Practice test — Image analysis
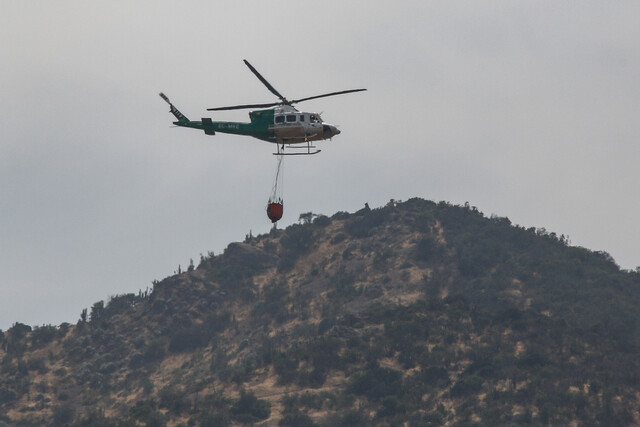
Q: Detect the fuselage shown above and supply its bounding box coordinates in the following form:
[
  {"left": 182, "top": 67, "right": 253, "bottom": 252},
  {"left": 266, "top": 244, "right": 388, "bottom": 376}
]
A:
[{"left": 179, "top": 105, "right": 340, "bottom": 144}]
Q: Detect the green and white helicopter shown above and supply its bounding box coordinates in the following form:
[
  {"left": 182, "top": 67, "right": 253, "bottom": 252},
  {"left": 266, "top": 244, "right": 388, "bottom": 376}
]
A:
[{"left": 160, "top": 60, "right": 366, "bottom": 155}]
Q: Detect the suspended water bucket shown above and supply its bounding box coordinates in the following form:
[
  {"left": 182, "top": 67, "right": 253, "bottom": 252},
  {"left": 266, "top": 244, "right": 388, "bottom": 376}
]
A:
[
  {"left": 267, "top": 201, "right": 283, "bottom": 223},
  {"left": 266, "top": 155, "right": 284, "bottom": 223}
]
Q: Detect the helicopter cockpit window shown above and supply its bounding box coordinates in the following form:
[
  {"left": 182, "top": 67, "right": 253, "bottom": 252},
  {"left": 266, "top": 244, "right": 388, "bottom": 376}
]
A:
[
  {"left": 275, "top": 115, "right": 285, "bottom": 124},
  {"left": 286, "top": 115, "right": 297, "bottom": 123},
  {"left": 310, "top": 115, "right": 321, "bottom": 123},
  {"left": 299, "top": 115, "right": 305, "bottom": 122}
]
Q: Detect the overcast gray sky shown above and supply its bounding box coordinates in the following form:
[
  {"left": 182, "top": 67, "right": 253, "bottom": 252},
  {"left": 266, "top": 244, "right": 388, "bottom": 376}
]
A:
[{"left": 1, "top": 1, "right": 639, "bottom": 329}]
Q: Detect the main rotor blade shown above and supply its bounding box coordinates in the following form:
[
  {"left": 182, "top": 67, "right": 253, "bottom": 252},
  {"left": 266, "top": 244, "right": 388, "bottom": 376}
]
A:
[
  {"left": 207, "top": 101, "right": 281, "bottom": 111},
  {"left": 290, "top": 88, "right": 367, "bottom": 104},
  {"left": 243, "top": 59, "right": 288, "bottom": 103}
]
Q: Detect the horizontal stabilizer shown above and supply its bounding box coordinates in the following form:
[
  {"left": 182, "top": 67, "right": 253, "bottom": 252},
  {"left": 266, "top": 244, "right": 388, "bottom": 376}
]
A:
[{"left": 202, "top": 118, "right": 216, "bottom": 135}]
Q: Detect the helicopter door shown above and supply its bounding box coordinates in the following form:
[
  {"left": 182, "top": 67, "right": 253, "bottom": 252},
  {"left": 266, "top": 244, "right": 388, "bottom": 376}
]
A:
[{"left": 308, "top": 114, "right": 322, "bottom": 134}]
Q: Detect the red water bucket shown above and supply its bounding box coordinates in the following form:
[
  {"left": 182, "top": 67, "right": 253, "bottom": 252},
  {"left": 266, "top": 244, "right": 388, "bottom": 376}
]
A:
[{"left": 267, "top": 202, "right": 283, "bottom": 223}]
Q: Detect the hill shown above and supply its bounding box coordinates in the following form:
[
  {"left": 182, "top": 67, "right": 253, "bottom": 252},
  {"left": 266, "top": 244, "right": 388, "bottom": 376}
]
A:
[{"left": 1, "top": 198, "right": 639, "bottom": 426}]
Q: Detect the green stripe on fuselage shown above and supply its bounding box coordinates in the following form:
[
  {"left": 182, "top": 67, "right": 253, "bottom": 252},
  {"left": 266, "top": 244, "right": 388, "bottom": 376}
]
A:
[{"left": 176, "top": 108, "right": 275, "bottom": 143}]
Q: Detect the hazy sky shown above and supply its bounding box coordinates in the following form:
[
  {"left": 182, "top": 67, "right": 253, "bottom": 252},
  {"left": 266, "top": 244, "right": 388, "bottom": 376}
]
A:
[{"left": 2, "top": 1, "right": 639, "bottom": 329}]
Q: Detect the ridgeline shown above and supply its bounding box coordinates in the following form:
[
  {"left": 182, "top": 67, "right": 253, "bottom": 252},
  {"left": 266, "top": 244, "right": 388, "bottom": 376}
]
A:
[{"left": 1, "top": 198, "right": 639, "bottom": 426}]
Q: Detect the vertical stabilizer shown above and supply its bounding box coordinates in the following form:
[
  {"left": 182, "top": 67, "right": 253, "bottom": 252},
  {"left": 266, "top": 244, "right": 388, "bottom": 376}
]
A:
[{"left": 159, "top": 92, "right": 190, "bottom": 124}]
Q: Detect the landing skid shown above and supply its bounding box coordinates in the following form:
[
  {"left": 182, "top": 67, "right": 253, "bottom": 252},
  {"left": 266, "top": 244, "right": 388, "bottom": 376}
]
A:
[{"left": 274, "top": 141, "right": 321, "bottom": 156}]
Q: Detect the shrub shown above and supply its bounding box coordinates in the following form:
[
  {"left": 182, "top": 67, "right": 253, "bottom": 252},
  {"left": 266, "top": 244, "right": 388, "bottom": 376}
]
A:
[
  {"left": 348, "top": 362, "right": 403, "bottom": 399},
  {"left": 7, "top": 322, "right": 31, "bottom": 340},
  {"left": 312, "top": 215, "right": 331, "bottom": 227},
  {"left": 373, "top": 248, "right": 394, "bottom": 271},
  {"left": 129, "top": 352, "right": 144, "bottom": 369},
  {"left": 196, "top": 412, "right": 231, "bottom": 427},
  {"left": 345, "top": 208, "right": 389, "bottom": 238},
  {"left": 105, "top": 293, "right": 140, "bottom": 316},
  {"left": 280, "top": 224, "right": 313, "bottom": 255},
  {"left": 168, "top": 325, "right": 210, "bottom": 353},
  {"left": 129, "top": 400, "right": 153, "bottom": 418},
  {"left": 337, "top": 409, "right": 370, "bottom": 427},
  {"left": 52, "top": 404, "right": 75, "bottom": 426},
  {"left": 318, "top": 318, "right": 335, "bottom": 335},
  {"left": 158, "top": 386, "right": 189, "bottom": 414},
  {"left": 27, "top": 357, "right": 48, "bottom": 374},
  {"left": 90, "top": 301, "right": 105, "bottom": 325},
  {"left": 330, "top": 232, "right": 348, "bottom": 244},
  {"left": 449, "top": 375, "right": 484, "bottom": 397},
  {"left": 308, "top": 338, "right": 342, "bottom": 372},
  {"left": 31, "top": 324, "right": 57, "bottom": 347},
  {"left": 142, "top": 340, "right": 166, "bottom": 363},
  {"left": 231, "top": 389, "right": 271, "bottom": 422},
  {"left": 143, "top": 410, "right": 167, "bottom": 427},
  {"left": 421, "top": 366, "right": 451, "bottom": 385},
  {"left": 69, "top": 408, "right": 116, "bottom": 427},
  {"left": 0, "top": 386, "right": 17, "bottom": 405},
  {"left": 377, "top": 396, "right": 406, "bottom": 417},
  {"left": 274, "top": 352, "right": 299, "bottom": 385},
  {"left": 279, "top": 411, "right": 317, "bottom": 426},
  {"left": 415, "top": 236, "right": 443, "bottom": 262}
]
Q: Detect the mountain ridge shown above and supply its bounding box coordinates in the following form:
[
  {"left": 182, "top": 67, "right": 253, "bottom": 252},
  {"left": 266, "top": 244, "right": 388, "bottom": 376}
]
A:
[{"left": 1, "top": 198, "right": 639, "bottom": 426}]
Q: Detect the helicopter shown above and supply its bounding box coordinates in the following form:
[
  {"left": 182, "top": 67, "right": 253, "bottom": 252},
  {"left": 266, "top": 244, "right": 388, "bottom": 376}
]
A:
[{"left": 160, "top": 60, "right": 366, "bottom": 155}]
